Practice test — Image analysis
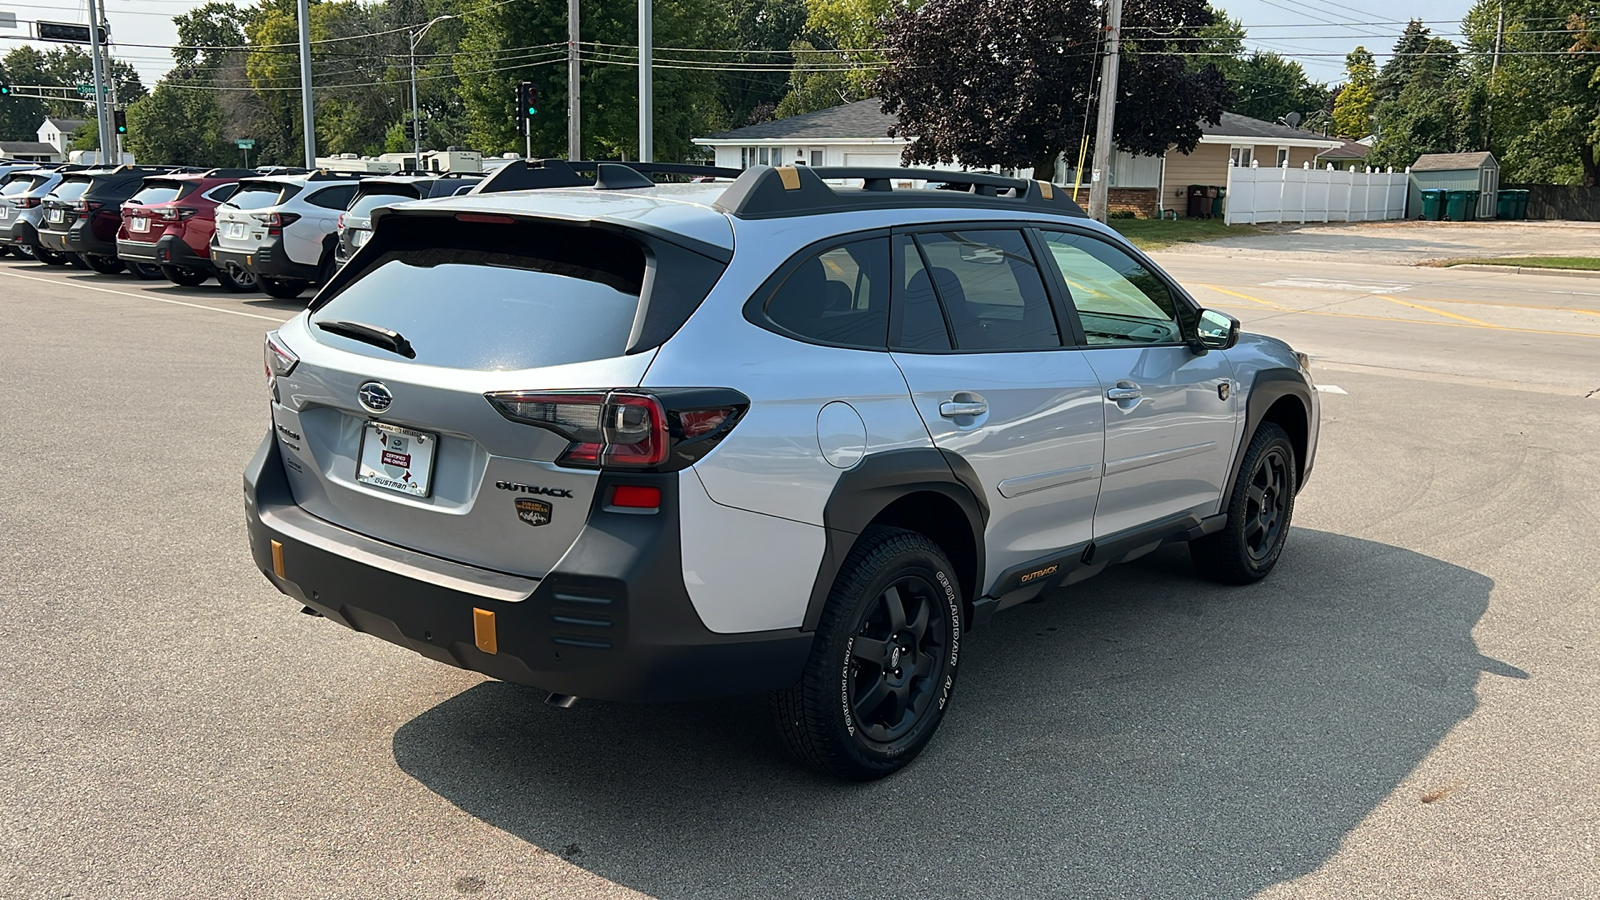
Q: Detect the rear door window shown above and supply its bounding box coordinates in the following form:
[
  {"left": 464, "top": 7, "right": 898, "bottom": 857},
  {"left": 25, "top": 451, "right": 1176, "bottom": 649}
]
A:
[
  {"left": 306, "top": 184, "right": 357, "bottom": 210},
  {"left": 907, "top": 230, "right": 1061, "bottom": 351},
  {"left": 309, "top": 220, "right": 655, "bottom": 371}
]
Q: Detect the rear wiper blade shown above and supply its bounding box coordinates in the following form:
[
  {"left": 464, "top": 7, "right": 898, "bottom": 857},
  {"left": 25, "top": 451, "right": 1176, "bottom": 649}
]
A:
[{"left": 316, "top": 319, "right": 416, "bottom": 359}]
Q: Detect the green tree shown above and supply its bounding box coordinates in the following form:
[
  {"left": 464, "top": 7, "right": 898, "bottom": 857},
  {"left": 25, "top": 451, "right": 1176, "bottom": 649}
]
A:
[
  {"left": 775, "top": 0, "right": 900, "bottom": 116},
  {"left": 1332, "top": 47, "right": 1377, "bottom": 138},
  {"left": 1230, "top": 52, "right": 1328, "bottom": 123}
]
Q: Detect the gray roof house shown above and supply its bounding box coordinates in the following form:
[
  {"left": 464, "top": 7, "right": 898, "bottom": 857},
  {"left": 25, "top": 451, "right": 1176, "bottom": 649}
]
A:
[{"left": 694, "top": 101, "right": 1339, "bottom": 217}]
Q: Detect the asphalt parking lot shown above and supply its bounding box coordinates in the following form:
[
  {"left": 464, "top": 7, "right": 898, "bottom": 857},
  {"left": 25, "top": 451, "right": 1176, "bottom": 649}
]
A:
[{"left": 1, "top": 237, "right": 1597, "bottom": 899}]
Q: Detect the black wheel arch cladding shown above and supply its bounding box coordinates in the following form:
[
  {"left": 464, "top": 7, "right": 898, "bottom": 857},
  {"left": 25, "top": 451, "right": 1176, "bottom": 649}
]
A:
[
  {"left": 1230, "top": 367, "right": 1313, "bottom": 499},
  {"left": 802, "top": 448, "right": 987, "bottom": 632}
]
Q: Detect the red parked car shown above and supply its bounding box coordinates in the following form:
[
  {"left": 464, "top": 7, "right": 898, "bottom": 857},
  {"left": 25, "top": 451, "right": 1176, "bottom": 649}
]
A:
[{"left": 116, "top": 168, "right": 258, "bottom": 289}]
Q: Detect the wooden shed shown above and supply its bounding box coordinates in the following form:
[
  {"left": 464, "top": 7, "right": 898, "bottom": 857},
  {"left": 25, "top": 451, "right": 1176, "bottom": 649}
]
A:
[{"left": 1409, "top": 152, "right": 1499, "bottom": 219}]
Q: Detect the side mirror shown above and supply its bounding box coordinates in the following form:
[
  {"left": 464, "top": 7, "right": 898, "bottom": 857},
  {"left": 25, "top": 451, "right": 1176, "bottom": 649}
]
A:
[{"left": 1194, "top": 308, "right": 1240, "bottom": 351}]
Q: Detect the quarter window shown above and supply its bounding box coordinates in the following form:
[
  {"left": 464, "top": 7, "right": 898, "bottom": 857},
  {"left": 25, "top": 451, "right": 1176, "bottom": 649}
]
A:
[
  {"left": 306, "top": 184, "right": 357, "bottom": 210},
  {"left": 761, "top": 238, "right": 890, "bottom": 348},
  {"left": 1039, "top": 231, "right": 1183, "bottom": 345},
  {"left": 904, "top": 230, "right": 1060, "bottom": 351}
]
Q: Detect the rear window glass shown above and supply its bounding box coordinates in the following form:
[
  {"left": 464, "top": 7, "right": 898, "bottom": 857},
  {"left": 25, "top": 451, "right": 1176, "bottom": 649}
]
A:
[
  {"left": 51, "top": 179, "right": 91, "bottom": 202},
  {"left": 309, "top": 223, "right": 650, "bottom": 371},
  {"left": 130, "top": 181, "right": 190, "bottom": 205},
  {"left": 347, "top": 188, "right": 418, "bottom": 218},
  {"left": 226, "top": 184, "right": 297, "bottom": 209},
  {"left": 1, "top": 176, "right": 44, "bottom": 196}
]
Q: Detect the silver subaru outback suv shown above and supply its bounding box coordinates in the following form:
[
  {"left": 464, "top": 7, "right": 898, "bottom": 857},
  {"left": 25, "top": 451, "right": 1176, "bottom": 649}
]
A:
[{"left": 245, "top": 160, "right": 1318, "bottom": 780}]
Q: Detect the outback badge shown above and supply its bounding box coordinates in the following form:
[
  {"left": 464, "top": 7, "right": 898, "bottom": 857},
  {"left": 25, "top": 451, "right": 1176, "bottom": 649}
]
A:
[{"left": 514, "top": 498, "right": 552, "bottom": 527}]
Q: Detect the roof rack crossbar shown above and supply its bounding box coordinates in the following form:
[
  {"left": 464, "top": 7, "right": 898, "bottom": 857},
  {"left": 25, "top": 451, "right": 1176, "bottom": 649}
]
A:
[{"left": 712, "top": 165, "right": 1086, "bottom": 220}]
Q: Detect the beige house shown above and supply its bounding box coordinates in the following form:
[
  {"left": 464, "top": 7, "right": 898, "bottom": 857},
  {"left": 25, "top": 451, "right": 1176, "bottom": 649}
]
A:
[{"left": 695, "top": 104, "right": 1340, "bottom": 218}]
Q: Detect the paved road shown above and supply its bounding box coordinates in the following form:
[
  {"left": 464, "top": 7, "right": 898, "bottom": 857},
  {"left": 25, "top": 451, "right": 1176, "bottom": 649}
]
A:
[{"left": 1, "top": 252, "right": 1596, "bottom": 899}]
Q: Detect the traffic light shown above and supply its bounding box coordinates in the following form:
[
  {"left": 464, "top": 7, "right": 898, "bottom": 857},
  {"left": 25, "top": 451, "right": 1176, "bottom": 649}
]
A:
[
  {"left": 0, "top": 84, "right": 11, "bottom": 97},
  {"left": 113, "top": 109, "right": 127, "bottom": 135},
  {"left": 403, "top": 119, "right": 424, "bottom": 141},
  {"left": 518, "top": 81, "right": 538, "bottom": 118}
]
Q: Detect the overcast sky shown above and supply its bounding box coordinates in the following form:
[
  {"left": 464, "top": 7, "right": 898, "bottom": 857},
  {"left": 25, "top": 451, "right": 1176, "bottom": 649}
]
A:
[{"left": 2, "top": 0, "right": 1477, "bottom": 87}]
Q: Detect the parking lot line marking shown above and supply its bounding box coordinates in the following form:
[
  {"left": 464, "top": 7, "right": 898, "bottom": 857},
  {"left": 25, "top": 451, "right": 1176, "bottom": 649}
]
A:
[
  {"left": 1315, "top": 385, "right": 1348, "bottom": 394},
  {"left": 1375, "top": 294, "right": 1498, "bottom": 327},
  {"left": 1197, "top": 284, "right": 1292, "bottom": 310},
  {"left": 0, "top": 269, "right": 288, "bottom": 323}
]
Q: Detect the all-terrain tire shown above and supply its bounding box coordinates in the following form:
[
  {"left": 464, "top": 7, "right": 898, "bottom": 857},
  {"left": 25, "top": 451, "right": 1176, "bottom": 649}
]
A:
[
  {"left": 770, "top": 526, "right": 963, "bottom": 781},
  {"left": 1191, "top": 422, "right": 1298, "bottom": 585}
]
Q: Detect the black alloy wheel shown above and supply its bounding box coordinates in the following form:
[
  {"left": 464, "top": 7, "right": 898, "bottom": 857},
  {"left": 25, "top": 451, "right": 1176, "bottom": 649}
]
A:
[
  {"left": 1191, "top": 422, "right": 1298, "bottom": 585},
  {"left": 161, "top": 265, "right": 210, "bottom": 287},
  {"left": 129, "top": 262, "right": 166, "bottom": 280},
  {"left": 772, "top": 527, "right": 962, "bottom": 780}
]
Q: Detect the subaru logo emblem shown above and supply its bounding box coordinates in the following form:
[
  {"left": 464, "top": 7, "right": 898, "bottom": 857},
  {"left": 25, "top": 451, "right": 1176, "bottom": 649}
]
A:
[{"left": 357, "top": 381, "right": 393, "bottom": 414}]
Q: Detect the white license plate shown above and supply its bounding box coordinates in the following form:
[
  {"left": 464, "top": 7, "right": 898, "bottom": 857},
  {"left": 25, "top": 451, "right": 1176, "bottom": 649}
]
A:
[
  {"left": 356, "top": 421, "right": 438, "bottom": 498},
  {"left": 47, "top": 209, "right": 64, "bottom": 223},
  {"left": 0, "top": 206, "right": 9, "bottom": 220},
  {"left": 350, "top": 229, "right": 369, "bottom": 247},
  {"left": 130, "top": 217, "right": 150, "bottom": 233},
  {"left": 227, "top": 222, "right": 245, "bottom": 239}
]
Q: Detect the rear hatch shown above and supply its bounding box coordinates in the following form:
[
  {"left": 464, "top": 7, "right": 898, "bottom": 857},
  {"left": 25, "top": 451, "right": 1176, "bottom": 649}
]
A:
[
  {"left": 340, "top": 184, "right": 420, "bottom": 253},
  {"left": 0, "top": 173, "right": 48, "bottom": 226},
  {"left": 40, "top": 176, "right": 93, "bottom": 232},
  {"left": 121, "top": 178, "right": 194, "bottom": 243},
  {"left": 266, "top": 212, "right": 729, "bottom": 577},
  {"left": 214, "top": 179, "right": 300, "bottom": 252}
]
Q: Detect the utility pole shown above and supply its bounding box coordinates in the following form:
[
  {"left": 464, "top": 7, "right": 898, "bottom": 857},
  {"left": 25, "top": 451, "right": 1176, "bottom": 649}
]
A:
[
  {"left": 1485, "top": 1, "right": 1504, "bottom": 148},
  {"left": 1087, "top": 0, "right": 1123, "bottom": 222},
  {"left": 296, "top": 0, "right": 316, "bottom": 168},
  {"left": 84, "top": 0, "right": 111, "bottom": 159},
  {"left": 410, "top": 16, "right": 455, "bottom": 172},
  {"left": 567, "top": 0, "right": 580, "bottom": 159},
  {"left": 638, "top": 0, "right": 652, "bottom": 163}
]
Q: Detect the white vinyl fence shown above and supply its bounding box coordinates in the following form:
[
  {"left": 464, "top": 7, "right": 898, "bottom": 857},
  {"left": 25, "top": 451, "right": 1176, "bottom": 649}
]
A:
[{"left": 1224, "top": 163, "right": 1409, "bottom": 225}]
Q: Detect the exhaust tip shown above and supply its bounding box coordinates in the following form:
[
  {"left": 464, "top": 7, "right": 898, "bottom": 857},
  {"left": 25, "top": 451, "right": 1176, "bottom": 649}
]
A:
[
  {"left": 300, "top": 605, "right": 324, "bottom": 618},
  {"left": 545, "top": 693, "right": 581, "bottom": 709}
]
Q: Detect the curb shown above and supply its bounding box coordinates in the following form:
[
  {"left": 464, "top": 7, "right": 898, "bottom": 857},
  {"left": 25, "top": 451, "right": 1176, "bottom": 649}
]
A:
[{"left": 1444, "top": 264, "right": 1600, "bottom": 280}]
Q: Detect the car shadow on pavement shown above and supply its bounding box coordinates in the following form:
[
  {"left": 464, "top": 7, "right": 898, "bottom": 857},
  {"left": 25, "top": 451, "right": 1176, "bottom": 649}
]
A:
[{"left": 392, "top": 528, "right": 1508, "bottom": 899}]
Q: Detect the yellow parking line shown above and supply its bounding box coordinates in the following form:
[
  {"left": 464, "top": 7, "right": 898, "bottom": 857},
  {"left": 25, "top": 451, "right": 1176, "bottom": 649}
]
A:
[
  {"left": 1196, "top": 283, "right": 1291, "bottom": 310},
  {"left": 1375, "top": 294, "right": 1499, "bottom": 327},
  {"left": 1202, "top": 297, "right": 1600, "bottom": 340},
  {"left": 1404, "top": 296, "right": 1600, "bottom": 317}
]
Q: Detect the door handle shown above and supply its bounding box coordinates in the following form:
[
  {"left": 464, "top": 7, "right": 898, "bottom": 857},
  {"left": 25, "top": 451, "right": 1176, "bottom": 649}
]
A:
[
  {"left": 939, "top": 400, "right": 988, "bottom": 419},
  {"left": 1106, "top": 386, "right": 1142, "bottom": 401}
]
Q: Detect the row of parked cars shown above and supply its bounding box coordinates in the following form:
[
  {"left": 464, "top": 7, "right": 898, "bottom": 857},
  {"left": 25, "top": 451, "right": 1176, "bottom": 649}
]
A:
[{"left": 0, "top": 161, "right": 481, "bottom": 298}]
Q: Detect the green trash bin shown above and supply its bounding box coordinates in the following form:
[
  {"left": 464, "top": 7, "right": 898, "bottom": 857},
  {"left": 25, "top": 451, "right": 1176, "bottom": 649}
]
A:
[
  {"left": 1420, "top": 189, "right": 1446, "bottom": 220},
  {"left": 1466, "top": 190, "right": 1481, "bottom": 220},
  {"left": 1446, "top": 190, "right": 1470, "bottom": 221},
  {"left": 1516, "top": 189, "right": 1531, "bottom": 220},
  {"left": 1497, "top": 190, "right": 1516, "bottom": 220},
  {"left": 1211, "top": 186, "right": 1226, "bottom": 218}
]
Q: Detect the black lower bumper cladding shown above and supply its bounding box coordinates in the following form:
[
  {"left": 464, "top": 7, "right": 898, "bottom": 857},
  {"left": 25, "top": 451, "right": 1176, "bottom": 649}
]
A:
[{"left": 243, "top": 434, "right": 812, "bottom": 702}]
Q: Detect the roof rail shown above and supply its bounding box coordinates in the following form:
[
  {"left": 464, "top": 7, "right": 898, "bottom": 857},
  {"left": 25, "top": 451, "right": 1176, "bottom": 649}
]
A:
[
  {"left": 197, "top": 167, "right": 258, "bottom": 178},
  {"left": 712, "top": 165, "right": 1087, "bottom": 219},
  {"left": 472, "top": 158, "right": 744, "bottom": 194}
]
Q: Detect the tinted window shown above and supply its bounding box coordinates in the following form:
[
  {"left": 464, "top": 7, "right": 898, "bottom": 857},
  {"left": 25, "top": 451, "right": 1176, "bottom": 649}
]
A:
[
  {"left": 226, "top": 184, "right": 295, "bottom": 209},
  {"left": 306, "top": 184, "right": 357, "bottom": 210},
  {"left": 1040, "top": 231, "right": 1182, "bottom": 345},
  {"left": 911, "top": 230, "right": 1060, "bottom": 351},
  {"left": 51, "top": 179, "right": 91, "bottom": 202},
  {"left": 1, "top": 176, "right": 44, "bottom": 196},
  {"left": 896, "top": 236, "right": 951, "bottom": 350},
  {"left": 347, "top": 188, "right": 418, "bottom": 218},
  {"left": 206, "top": 183, "right": 240, "bottom": 202},
  {"left": 310, "top": 224, "right": 649, "bottom": 371},
  {"left": 762, "top": 238, "right": 890, "bottom": 348},
  {"left": 130, "top": 181, "right": 189, "bottom": 205}
]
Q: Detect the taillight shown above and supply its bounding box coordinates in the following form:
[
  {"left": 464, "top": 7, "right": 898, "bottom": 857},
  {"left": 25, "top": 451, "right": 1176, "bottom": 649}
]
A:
[
  {"left": 256, "top": 211, "right": 301, "bottom": 235},
  {"left": 336, "top": 213, "right": 345, "bottom": 230},
  {"left": 160, "top": 207, "right": 197, "bottom": 221},
  {"left": 76, "top": 199, "right": 102, "bottom": 218},
  {"left": 609, "top": 485, "right": 662, "bottom": 509},
  {"left": 264, "top": 331, "right": 298, "bottom": 379},
  {"left": 485, "top": 389, "right": 747, "bottom": 471},
  {"left": 17, "top": 198, "right": 40, "bottom": 209}
]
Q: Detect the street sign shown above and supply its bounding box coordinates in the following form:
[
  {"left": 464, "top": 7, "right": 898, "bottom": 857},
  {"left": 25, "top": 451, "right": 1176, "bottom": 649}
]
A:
[
  {"left": 76, "top": 84, "right": 108, "bottom": 97},
  {"left": 38, "top": 21, "right": 109, "bottom": 44},
  {"left": 235, "top": 139, "right": 255, "bottom": 149}
]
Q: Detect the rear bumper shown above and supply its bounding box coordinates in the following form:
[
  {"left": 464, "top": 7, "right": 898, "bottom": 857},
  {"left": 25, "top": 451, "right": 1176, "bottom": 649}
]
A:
[
  {"left": 2, "top": 218, "right": 40, "bottom": 248},
  {"left": 39, "top": 219, "right": 115, "bottom": 257},
  {"left": 121, "top": 235, "right": 212, "bottom": 270},
  {"left": 243, "top": 433, "right": 812, "bottom": 703},
  {"left": 214, "top": 234, "right": 318, "bottom": 281}
]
